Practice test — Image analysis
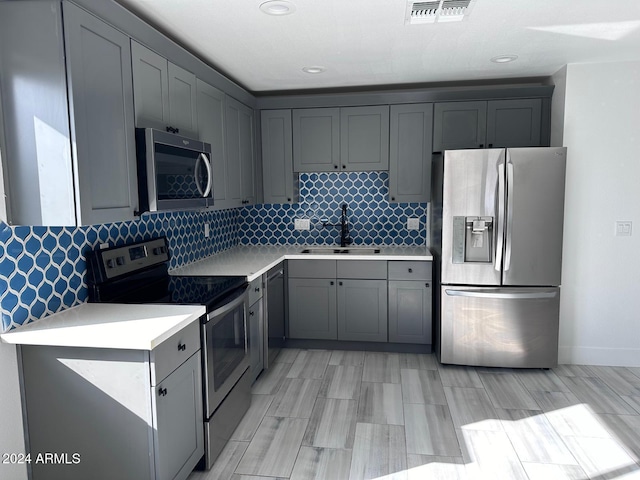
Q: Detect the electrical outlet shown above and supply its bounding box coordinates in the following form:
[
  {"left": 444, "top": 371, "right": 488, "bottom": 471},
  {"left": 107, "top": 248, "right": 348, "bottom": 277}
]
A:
[
  {"left": 615, "top": 221, "right": 632, "bottom": 237},
  {"left": 294, "top": 218, "right": 311, "bottom": 230},
  {"left": 407, "top": 218, "right": 420, "bottom": 230},
  {"left": 204, "top": 224, "right": 210, "bottom": 238}
]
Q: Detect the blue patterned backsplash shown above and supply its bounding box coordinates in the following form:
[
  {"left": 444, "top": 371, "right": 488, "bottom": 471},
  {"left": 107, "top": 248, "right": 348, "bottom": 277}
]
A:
[
  {"left": 1, "top": 171, "right": 426, "bottom": 332},
  {"left": 0, "top": 209, "right": 240, "bottom": 332},
  {"left": 238, "top": 172, "right": 427, "bottom": 246}
]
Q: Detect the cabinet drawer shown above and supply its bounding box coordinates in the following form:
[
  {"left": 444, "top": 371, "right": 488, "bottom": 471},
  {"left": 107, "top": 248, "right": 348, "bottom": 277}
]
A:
[
  {"left": 248, "top": 275, "right": 264, "bottom": 305},
  {"left": 337, "top": 260, "right": 387, "bottom": 279},
  {"left": 288, "top": 260, "right": 336, "bottom": 278},
  {"left": 388, "top": 261, "right": 431, "bottom": 281},
  {"left": 151, "top": 319, "right": 200, "bottom": 385}
]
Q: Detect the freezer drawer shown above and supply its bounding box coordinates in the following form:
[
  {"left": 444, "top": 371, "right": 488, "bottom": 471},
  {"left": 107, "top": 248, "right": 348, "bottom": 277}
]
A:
[{"left": 439, "top": 286, "right": 559, "bottom": 368}]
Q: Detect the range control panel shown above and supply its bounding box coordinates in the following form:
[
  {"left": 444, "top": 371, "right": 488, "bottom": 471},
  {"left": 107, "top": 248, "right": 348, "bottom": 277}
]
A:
[{"left": 98, "top": 237, "right": 169, "bottom": 279}]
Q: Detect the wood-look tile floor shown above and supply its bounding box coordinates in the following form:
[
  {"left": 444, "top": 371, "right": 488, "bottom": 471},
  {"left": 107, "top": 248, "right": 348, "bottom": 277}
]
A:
[{"left": 188, "top": 349, "right": 640, "bottom": 480}]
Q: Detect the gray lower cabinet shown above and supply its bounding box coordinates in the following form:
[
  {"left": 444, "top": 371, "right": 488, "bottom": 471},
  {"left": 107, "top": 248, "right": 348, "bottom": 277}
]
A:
[
  {"left": 153, "top": 353, "right": 204, "bottom": 480},
  {"left": 288, "top": 277, "right": 338, "bottom": 340},
  {"left": 337, "top": 279, "right": 387, "bottom": 342},
  {"left": 388, "top": 280, "right": 432, "bottom": 344},
  {"left": 249, "top": 297, "right": 265, "bottom": 382},
  {"left": 19, "top": 323, "right": 204, "bottom": 480},
  {"left": 389, "top": 103, "right": 433, "bottom": 203},
  {"left": 261, "top": 109, "right": 296, "bottom": 204}
]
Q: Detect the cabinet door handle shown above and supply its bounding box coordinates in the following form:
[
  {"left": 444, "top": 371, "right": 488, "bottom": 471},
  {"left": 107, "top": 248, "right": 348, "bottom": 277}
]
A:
[
  {"left": 330, "top": 281, "right": 334, "bottom": 285},
  {"left": 391, "top": 197, "right": 395, "bottom": 202},
  {"left": 425, "top": 282, "right": 430, "bottom": 288},
  {"left": 408, "top": 268, "right": 413, "bottom": 273},
  {"left": 287, "top": 198, "right": 292, "bottom": 202},
  {"left": 488, "top": 143, "right": 493, "bottom": 148},
  {"left": 479, "top": 143, "right": 484, "bottom": 148},
  {"left": 339, "top": 281, "right": 343, "bottom": 286},
  {"left": 255, "top": 287, "right": 260, "bottom": 292},
  {"left": 334, "top": 165, "right": 338, "bottom": 169},
  {"left": 249, "top": 310, "right": 254, "bottom": 316},
  {"left": 159, "top": 387, "right": 167, "bottom": 397},
  {"left": 166, "top": 126, "right": 179, "bottom": 134},
  {"left": 342, "top": 165, "right": 346, "bottom": 169},
  {"left": 178, "top": 343, "right": 186, "bottom": 351}
]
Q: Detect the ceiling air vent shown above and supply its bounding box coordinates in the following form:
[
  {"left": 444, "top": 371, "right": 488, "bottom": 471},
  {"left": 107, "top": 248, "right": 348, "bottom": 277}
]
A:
[{"left": 405, "top": 0, "right": 473, "bottom": 24}]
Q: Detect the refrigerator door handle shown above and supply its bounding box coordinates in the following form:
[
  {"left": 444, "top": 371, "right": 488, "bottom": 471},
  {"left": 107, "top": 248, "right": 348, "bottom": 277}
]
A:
[
  {"left": 504, "top": 161, "right": 514, "bottom": 271},
  {"left": 445, "top": 289, "right": 558, "bottom": 300},
  {"left": 495, "top": 163, "right": 505, "bottom": 272}
]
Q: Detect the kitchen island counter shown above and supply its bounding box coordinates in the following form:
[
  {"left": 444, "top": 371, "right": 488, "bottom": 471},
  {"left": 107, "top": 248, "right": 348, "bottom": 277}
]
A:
[{"left": 169, "top": 245, "right": 433, "bottom": 281}]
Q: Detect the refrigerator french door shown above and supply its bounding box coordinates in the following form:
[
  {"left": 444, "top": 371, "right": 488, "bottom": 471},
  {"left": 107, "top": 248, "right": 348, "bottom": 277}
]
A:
[{"left": 437, "top": 147, "right": 567, "bottom": 368}]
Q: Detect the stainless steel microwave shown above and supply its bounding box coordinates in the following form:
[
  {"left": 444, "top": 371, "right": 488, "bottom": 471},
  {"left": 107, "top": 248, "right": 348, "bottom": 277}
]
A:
[{"left": 135, "top": 128, "right": 213, "bottom": 213}]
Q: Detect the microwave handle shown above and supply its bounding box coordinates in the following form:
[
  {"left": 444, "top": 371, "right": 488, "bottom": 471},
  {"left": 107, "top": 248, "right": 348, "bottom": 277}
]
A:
[
  {"left": 194, "top": 153, "right": 212, "bottom": 198},
  {"left": 202, "top": 153, "right": 212, "bottom": 197}
]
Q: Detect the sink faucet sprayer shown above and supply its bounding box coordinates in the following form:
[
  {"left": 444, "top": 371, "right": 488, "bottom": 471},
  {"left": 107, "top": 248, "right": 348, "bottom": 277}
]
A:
[{"left": 322, "top": 204, "right": 353, "bottom": 247}]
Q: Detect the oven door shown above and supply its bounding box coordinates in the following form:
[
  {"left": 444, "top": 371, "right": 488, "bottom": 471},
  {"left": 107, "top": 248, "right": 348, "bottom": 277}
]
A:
[{"left": 202, "top": 290, "right": 249, "bottom": 418}]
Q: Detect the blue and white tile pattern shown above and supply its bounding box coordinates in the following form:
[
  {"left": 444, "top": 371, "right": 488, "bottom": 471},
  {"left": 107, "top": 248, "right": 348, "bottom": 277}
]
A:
[
  {"left": 238, "top": 172, "right": 427, "bottom": 246},
  {"left": 0, "top": 209, "right": 240, "bottom": 331}
]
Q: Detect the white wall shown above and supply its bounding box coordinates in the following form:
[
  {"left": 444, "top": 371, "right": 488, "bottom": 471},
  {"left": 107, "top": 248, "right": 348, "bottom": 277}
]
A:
[
  {"left": 552, "top": 61, "right": 640, "bottom": 366},
  {"left": 0, "top": 342, "right": 27, "bottom": 480}
]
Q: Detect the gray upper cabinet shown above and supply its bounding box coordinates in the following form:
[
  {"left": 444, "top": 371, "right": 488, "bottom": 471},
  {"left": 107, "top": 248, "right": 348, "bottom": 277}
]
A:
[
  {"left": 293, "top": 108, "right": 340, "bottom": 172},
  {"left": 261, "top": 110, "right": 295, "bottom": 204},
  {"left": 131, "top": 40, "right": 169, "bottom": 129},
  {"left": 196, "top": 79, "right": 227, "bottom": 207},
  {"left": 486, "top": 99, "right": 542, "bottom": 148},
  {"left": 63, "top": 2, "right": 138, "bottom": 225},
  {"left": 433, "top": 99, "right": 543, "bottom": 151},
  {"left": 223, "top": 96, "right": 256, "bottom": 208},
  {"left": 167, "top": 62, "right": 198, "bottom": 136},
  {"left": 433, "top": 101, "right": 487, "bottom": 151},
  {"left": 337, "top": 279, "right": 387, "bottom": 342},
  {"left": 340, "top": 106, "right": 389, "bottom": 171},
  {"left": 131, "top": 41, "right": 198, "bottom": 137},
  {"left": 0, "top": 1, "right": 138, "bottom": 225},
  {"left": 389, "top": 103, "right": 433, "bottom": 203}
]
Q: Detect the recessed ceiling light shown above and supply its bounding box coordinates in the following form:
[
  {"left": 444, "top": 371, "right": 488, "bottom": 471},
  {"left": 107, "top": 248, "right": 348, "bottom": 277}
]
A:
[
  {"left": 491, "top": 55, "right": 518, "bottom": 64},
  {"left": 260, "top": 1, "right": 296, "bottom": 16},
  {"left": 302, "top": 66, "right": 326, "bottom": 74}
]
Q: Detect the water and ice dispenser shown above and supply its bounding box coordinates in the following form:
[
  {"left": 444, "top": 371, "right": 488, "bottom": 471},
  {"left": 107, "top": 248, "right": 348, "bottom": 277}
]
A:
[{"left": 452, "top": 216, "right": 494, "bottom": 263}]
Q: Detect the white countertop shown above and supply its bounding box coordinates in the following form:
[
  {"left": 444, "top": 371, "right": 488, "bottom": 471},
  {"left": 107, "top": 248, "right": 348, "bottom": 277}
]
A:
[
  {"left": 170, "top": 245, "right": 433, "bottom": 281},
  {"left": 0, "top": 303, "right": 206, "bottom": 350}
]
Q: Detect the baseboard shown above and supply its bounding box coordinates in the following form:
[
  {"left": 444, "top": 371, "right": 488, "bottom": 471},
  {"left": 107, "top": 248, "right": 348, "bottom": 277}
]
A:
[{"left": 558, "top": 346, "right": 640, "bottom": 367}]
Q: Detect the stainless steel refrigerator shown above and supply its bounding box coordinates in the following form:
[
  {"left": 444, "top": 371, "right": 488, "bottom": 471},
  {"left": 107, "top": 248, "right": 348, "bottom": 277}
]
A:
[{"left": 431, "top": 147, "right": 567, "bottom": 368}]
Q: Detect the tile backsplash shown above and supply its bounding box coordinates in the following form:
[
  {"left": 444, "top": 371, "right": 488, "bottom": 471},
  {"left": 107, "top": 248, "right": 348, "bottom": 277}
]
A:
[
  {"left": 0, "top": 209, "right": 240, "bottom": 331},
  {"left": 238, "top": 172, "right": 427, "bottom": 246},
  {"left": 1, "top": 171, "right": 427, "bottom": 331}
]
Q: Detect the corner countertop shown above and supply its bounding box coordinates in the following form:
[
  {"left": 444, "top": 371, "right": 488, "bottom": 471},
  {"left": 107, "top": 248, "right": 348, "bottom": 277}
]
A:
[
  {"left": 169, "top": 245, "right": 433, "bottom": 281},
  {"left": 0, "top": 303, "right": 206, "bottom": 350}
]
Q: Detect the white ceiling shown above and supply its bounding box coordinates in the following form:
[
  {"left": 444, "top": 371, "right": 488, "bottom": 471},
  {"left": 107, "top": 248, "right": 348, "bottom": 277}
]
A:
[{"left": 114, "top": 0, "right": 640, "bottom": 93}]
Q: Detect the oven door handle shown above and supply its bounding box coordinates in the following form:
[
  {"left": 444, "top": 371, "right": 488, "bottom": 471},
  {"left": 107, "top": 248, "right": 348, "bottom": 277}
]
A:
[{"left": 206, "top": 290, "right": 247, "bottom": 325}]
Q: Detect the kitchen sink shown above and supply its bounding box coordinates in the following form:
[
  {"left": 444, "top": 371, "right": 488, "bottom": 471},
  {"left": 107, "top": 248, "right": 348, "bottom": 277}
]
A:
[{"left": 300, "top": 247, "right": 381, "bottom": 255}]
